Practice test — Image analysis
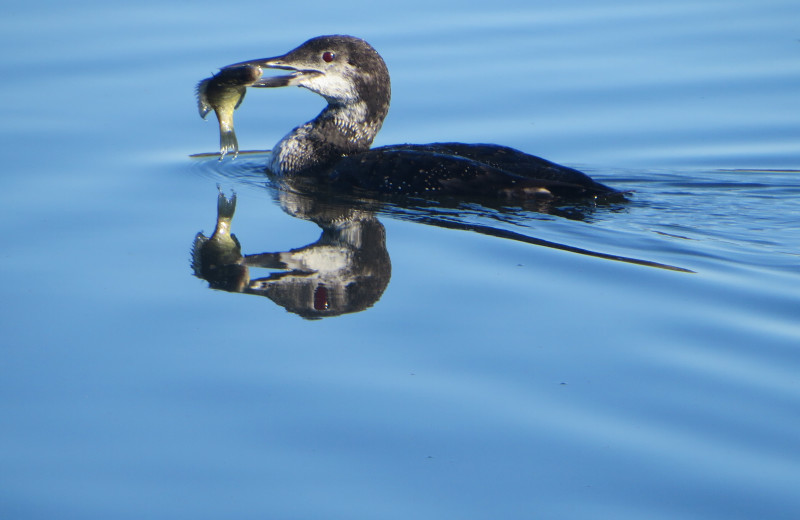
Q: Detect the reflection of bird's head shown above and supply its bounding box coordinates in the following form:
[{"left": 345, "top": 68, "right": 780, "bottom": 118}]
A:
[
  {"left": 245, "top": 215, "right": 391, "bottom": 320},
  {"left": 247, "top": 274, "right": 389, "bottom": 320}
]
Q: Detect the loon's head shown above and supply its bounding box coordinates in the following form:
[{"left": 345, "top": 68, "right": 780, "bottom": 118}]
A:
[{"left": 226, "top": 35, "right": 391, "bottom": 116}]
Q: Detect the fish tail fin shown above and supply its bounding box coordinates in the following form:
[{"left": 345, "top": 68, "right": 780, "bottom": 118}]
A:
[
  {"left": 216, "top": 185, "right": 237, "bottom": 220},
  {"left": 219, "top": 128, "right": 239, "bottom": 160}
]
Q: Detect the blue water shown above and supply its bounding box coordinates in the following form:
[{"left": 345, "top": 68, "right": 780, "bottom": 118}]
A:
[{"left": 2, "top": 1, "right": 799, "bottom": 519}]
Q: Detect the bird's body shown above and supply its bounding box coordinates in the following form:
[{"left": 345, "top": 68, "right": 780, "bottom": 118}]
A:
[{"left": 222, "top": 35, "right": 619, "bottom": 200}]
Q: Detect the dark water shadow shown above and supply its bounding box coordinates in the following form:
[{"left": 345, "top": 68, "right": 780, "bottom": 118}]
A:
[{"left": 189, "top": 154, "right": 693, "bottom": 319}]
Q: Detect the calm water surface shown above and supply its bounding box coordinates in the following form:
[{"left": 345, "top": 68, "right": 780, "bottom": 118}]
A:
[{"left": 1, "top": 1, "right": 799, "bottom": 519}]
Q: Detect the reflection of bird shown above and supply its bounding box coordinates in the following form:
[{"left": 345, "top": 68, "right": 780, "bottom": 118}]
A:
[
  {"left": 196, "top": 65, "right": 262, "bottom": 159},
  {"left": 225, "top": 35, "right": 620, "bottom": 200},
  {"left": 189, "top": 187, "right": 392, "bottom": 318}
]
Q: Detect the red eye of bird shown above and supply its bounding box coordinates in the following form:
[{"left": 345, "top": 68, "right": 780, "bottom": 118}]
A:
[
  {"left": 322, "top": 51, "right": 335, "bottom": 62},
  {"left": 314, "top": 286, "right": 329, "bottom": 311}
]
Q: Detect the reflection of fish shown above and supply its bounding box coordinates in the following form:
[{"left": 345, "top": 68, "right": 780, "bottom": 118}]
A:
[
  {"left": 191, "top": 189, "right": 249, "bottom": 291},
  {"left": 196, "top": 65, "right": 262, "bottom": 159}
]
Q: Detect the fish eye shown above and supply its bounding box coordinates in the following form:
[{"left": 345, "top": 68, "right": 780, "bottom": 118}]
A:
[{"left": 322, "top": 51, "right": 335, "bottom": 63}]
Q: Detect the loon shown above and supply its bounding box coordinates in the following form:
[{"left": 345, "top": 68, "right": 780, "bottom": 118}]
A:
[{"left": 225, "top": 35, "right": 619, "bottom": 200}]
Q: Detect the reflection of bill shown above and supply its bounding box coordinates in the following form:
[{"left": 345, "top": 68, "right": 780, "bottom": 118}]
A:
[{"left": 192, "top": 188, "right": 391, "bottom": 319}]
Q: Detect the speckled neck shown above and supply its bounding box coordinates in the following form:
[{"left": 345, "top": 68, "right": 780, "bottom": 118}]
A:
[
  {"left": 269, "top": 101, "right": 387, "bottom": 175},
  {"left": 268, "top": 50, "right": 391, "bottom": 176}
]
